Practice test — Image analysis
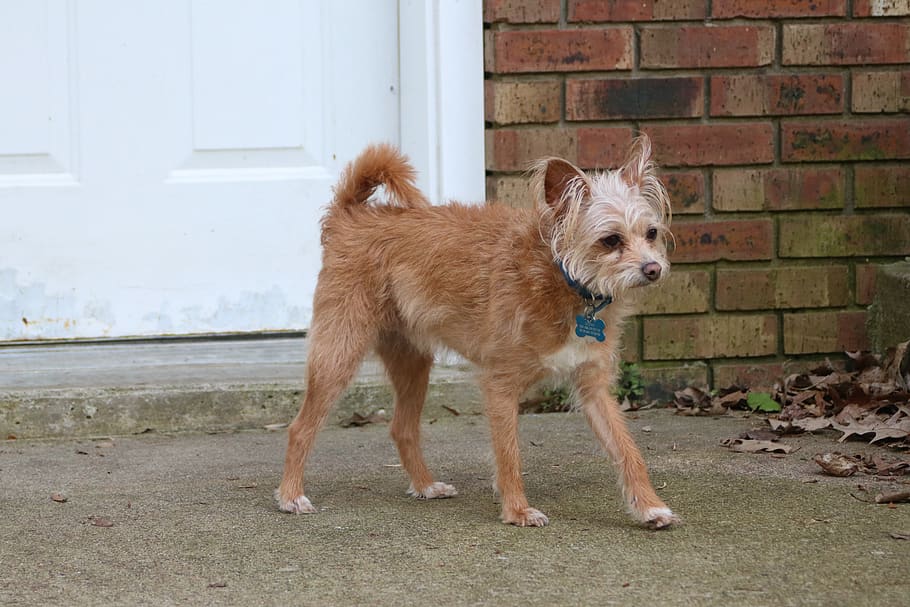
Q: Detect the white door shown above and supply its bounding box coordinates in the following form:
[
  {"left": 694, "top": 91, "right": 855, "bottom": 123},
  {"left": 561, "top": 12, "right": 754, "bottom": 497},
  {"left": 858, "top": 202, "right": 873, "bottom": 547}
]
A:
[{"left": 0, "top": 0, "right": 415, "bottom": 341}]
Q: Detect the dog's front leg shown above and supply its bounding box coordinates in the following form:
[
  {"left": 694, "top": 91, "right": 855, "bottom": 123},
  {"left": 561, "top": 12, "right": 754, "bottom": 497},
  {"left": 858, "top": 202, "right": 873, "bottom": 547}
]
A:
[
  {"left": 482, "top": 375, "right": 549, "bottom": 527},
  {"left": 576, "top": 363, "right": 679, "bottom": 529}
]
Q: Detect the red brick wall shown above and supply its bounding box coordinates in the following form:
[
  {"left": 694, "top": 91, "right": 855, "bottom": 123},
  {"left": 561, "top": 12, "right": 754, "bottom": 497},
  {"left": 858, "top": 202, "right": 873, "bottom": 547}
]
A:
[{"left": 484, "top": 0, "right": 910, "bottom": 391}]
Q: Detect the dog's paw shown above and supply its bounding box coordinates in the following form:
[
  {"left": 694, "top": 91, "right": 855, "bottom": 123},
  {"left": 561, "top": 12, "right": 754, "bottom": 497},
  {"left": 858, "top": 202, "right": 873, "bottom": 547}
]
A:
[
  {"left": 503, "top": 507, "right": 549, "bottom": 527},
  {"left": 408, "top": 481, "right": 458, "bottom": 500},
  {"left": 275, "top": 490, "right": 317, "bottom": 514},
  {"left": 643, "top": 507, "right": 680, "bottom": 530}
]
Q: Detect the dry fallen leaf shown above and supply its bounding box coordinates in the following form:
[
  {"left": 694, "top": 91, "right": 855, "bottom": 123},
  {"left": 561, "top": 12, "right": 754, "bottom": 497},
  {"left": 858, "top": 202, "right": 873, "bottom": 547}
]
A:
[
  {"left": 339, "top": 411, "right": 387, "bottom": 428},
  {"left": 50, "top": 493, "right": 67, "bottom": 503},
  {"left": 739, "top": 429, "right": 779, "bottom": 441},
  {"left": 89, "top": 516, "right": 114, "bottom": 528},
  {"left": 875, "top": 491, "right": 910, "bottom": 504},
  {"left": 721, "top": 438, "right": 796, "bottom": 454},
  {"left": 890, "top": 532, "right": 910, "bottom": 540},
  {"left": 813, "top": 453, "right": 864, "bottom": 477}
]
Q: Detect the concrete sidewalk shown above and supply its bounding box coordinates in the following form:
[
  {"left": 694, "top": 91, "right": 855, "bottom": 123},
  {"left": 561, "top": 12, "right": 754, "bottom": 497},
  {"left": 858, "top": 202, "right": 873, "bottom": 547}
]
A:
[{"left": 2, "top": 410, "right": 909, "bottom": 606}]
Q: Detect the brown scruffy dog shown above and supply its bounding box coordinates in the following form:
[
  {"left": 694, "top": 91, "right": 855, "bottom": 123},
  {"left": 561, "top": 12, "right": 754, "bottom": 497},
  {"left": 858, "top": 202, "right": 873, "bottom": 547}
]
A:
[{"left": 277, "top": 137, "right": 679, "bottom": 528}]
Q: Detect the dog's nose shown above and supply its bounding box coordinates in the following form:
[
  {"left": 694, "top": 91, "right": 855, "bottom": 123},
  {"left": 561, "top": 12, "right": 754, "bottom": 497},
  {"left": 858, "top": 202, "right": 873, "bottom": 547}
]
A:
[{"left": 642, "top": 262, "right": 661, "bottom": 281}]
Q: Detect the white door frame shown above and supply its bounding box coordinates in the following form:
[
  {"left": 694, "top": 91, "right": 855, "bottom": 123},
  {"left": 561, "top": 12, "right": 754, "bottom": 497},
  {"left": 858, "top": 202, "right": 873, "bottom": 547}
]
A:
[{"left": 400, "top": 0, "right": 485, "bottom": 205}]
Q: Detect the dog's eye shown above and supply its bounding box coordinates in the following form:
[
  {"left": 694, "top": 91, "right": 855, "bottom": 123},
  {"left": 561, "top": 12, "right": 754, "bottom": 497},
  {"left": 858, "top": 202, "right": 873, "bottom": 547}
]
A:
[
  {"left": 646, "top": 227, "right": 658, "bottom": 241},
  {"left": 601, "top": 234, "right": 622, "bottom": 248}
]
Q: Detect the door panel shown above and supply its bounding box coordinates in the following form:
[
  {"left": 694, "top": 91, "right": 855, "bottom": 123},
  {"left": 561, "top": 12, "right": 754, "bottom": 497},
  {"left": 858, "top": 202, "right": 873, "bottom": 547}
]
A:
[{"left": 0, "top": 0, "right": 400, "bottom": 340}]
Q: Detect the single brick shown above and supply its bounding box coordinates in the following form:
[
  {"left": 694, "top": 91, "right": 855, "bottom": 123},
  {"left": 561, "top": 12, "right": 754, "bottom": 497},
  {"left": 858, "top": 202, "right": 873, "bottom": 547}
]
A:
[
  {"left": 781, "top": 120, "right": 910, "bottom": 162},
  {"left": 855, "top": 264, "right": 878, "bottom": 306},
  {"left": 779, "top": 214, "right": 910, "bottom": 257},
  {"left": 663, "top": 171, "right": 706, "bottom": 215},
  {"left": 487, "top": 29, "right": 633, "bottom": 74},
  {"left": 486, "top": 175, "right": 536, "bottom": 208},
  {"left": 670, "top": 220, "right": 774, "bottom": 263},
  {"left": 784, "top": 311, "right": 869, "bottom": 354},
  {"left": 485, "top": 80, "right": 561, "bottom": 125},
  {"left": 637, "top": 271, "right": 711, "bottom": 315},
  {"left": 713, "top": 167, "right": 845, "bottom": 211},
  {"left": 643, "top": 123, "right": 774, "bottom": 167},
  {"left": 710, "top": 74, "right": 844, "bottom": 117},
  {"left": 641, "top": 25, "right": 775, "bottom": 69},
  {"left": 715, "top": 266, "right": 850, "bottom": 311},
  {"left": 854, "top": 0, "right": 910, "bottom": 16},
  {"left": 712, "top": 362, "right": 785, "bottom": 391},
  {"left": 569, "top": 0, "right": 705, "bottom": 22},
  {"left": 713, "top": 0, "right": 846, "bottom": 18},
  {"left": 485, "top": 128, "right": 577, "bottom": 172},
  {"left": 854, "top": 165, "right": 910, "bottom": 208},
  {"left": 783, "top": 23, "right": 910, "bottom": 66},
  {"left": 576, "top": 127, "right": 635, "bottom": 169},
  {"left": 621, "top": 320, "right": 640, "bottom": 363},
  {"left": 852, "top": 70, "right": 910, "bottom": 113},
  {"left": 566, "top": 77, "right": 703, "bottom": 121},
  {"left": 484, "top": 0, "right": 561, "bottom": 23},
  {"left": 640, "top": 363, "right": 709, "bottom": 400},
  {"left": 643, "top": 314, "right": 777, "bottom": 359}
]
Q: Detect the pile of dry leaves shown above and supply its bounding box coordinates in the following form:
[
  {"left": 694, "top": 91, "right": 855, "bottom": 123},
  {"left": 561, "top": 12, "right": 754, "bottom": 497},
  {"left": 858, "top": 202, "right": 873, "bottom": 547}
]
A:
[{"left": 673, "top": 341, "right": 910, "bottom": 450}]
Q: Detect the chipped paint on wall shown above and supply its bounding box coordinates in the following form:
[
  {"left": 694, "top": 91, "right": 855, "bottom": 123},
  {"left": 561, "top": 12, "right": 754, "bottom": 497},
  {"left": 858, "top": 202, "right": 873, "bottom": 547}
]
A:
[
  {"left": 0, "top": 269, "right": 115, "bottom": 340},
  {"left": 1, "top": 268, "right": 310, "bottom": 341}
]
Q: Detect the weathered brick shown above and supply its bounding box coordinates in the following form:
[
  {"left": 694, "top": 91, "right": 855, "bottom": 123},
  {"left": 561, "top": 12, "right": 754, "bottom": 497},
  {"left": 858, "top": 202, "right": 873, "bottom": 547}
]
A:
[
  {"left": 854, "top": 0, "right": 910, "bottom": 16},
  {"left": 670, "top": 220, "right": 774, "bottom": 263},
  {"left": 710, "top": 74, "right": 844, "bottom": 117},
  {"left": 621, "top": 320, "right": 640, "bottom": 363},
  {"left": 485, "top": 128, "right": 577, "bottom": 171},
  {"left": 643, "top": 315, "right": 777, "bottom": 359},
  {"left": 640, "top": 363, "right": 709, "bottom": 400},
  {"left": 855, "top": 264, "right": 878, "bottom": 306},
  {"left": 576, "top": 127, "right": 635, "bottom": 169},
  {"left": 715, "top": 266, "right": 850, "bottom": 310},
  {"left": 643, "top": 124, "right": 775, "bottom": 167},
  {"left": 781, "top": 120, "right": 910, "bottom": 162},
  {"left": 486, "top": 175, "right": 536, "bottom": 208},
  {"left": 637, "top": 271, "right": 711, "bottom": 315},
  {"left": 854, "top": 165, "right": 910, "bottom": 208},
  {"left": 713, "top": 167, "right": 845, "bottom": 211},
  {"left": 713, "top": 362, "right": 785, "bottom": 391},
  {"left": 784, "top": 311, "right": 869, "bottom": 354},
  {"left": 566, "top": 77, "right": 703, "bottom": 121},
  {"left": 852, "top": 70, "right": 910, "bottom": 113},
  {"left": 641, "top": 26, "right": 775, "bottom": 69},
  {"left": 778, "top": 214, "right": 910, "bottom": 257},
  {"left": 783, "top": 23, "right": 910, "bottom": 65},
  {"left": 485, "top": 80, "right": 561, "bottom": 125},
  {"left": 663, "top": 171, "right": 706, "bottom": 215},
  {"left": 713, "top": 0, "right": 846, "bottom": 18},
  {"left": 487, "top": 29, "right": 633, "bottom": 74},
  {"left": 569, "top": 0, "right": 705, "bottom": 22},
  {"left": 484, "top": 0, "right": 561, "bottom": 23}
]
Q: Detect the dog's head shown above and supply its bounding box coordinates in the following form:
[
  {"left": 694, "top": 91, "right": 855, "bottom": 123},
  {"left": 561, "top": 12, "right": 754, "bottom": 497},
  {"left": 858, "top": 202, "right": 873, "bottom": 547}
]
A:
[{"left": 534, "top": 135, "right": 673, "bottom": 299}]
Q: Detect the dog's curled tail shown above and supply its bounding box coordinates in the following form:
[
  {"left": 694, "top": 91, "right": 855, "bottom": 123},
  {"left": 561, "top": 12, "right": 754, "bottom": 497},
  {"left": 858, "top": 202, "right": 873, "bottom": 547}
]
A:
[{"left": 332, "top": 144, "right": 429, "bottom": 211}]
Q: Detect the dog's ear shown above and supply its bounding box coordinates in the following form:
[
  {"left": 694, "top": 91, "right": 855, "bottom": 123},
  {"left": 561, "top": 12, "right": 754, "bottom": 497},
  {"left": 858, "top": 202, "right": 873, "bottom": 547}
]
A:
[
  {"left": 622, "top": 135, "right": 653, "bottom": 189},
  {"left": 623, "top": 134, "right": 672, "bottom": 225},
  {"left": 537, "top": 158, "right": 589, "bottom": 211}
]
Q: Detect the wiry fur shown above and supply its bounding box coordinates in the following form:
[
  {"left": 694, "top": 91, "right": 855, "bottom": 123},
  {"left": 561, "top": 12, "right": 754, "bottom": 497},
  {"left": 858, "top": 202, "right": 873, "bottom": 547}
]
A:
[{"left": 277, "top": 138, "right": 679, "bottom": 529}]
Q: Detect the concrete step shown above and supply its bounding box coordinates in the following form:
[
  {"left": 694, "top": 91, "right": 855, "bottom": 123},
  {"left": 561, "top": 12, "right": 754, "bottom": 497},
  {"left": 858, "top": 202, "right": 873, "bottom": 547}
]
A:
[{"left": 0, "top": 337, "right": 482, "bottom": 439}]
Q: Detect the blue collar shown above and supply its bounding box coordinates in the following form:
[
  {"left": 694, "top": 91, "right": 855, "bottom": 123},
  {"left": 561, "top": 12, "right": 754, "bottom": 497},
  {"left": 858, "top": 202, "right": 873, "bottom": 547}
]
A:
[{"left": 557, "top": 260, "right": 612, "bottom": 315}]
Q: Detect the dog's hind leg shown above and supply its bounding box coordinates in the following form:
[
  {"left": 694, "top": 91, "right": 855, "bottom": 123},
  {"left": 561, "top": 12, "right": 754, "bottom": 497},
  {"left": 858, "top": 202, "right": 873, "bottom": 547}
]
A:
[
  {"left": 276, "top": 288, "right": 377, "bottom": 514},
  {"left": 482, "top": 372, "right": 549, "bottom": 527},
  {"left": 378, "top": 334, "right": 457, "bottom": 500}
]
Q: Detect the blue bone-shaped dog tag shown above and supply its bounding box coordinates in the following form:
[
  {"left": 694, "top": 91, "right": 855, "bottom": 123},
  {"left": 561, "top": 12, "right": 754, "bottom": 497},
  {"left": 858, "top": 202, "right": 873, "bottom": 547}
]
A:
[{"left": 575, "top": 314, "right": 606, "bottom": 342}]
